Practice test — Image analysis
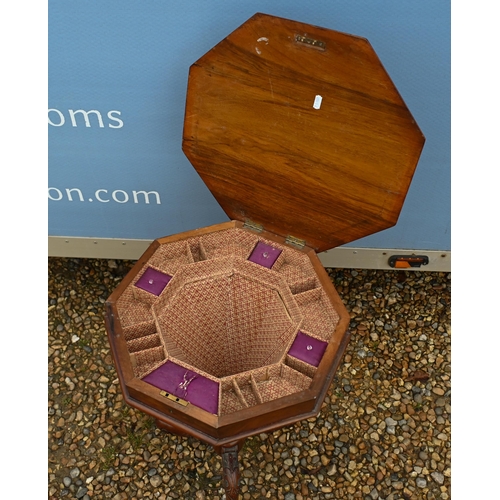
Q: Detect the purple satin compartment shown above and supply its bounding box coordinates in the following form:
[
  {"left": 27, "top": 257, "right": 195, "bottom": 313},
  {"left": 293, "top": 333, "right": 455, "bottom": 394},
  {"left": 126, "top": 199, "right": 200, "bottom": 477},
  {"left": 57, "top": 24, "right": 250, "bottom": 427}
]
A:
[
  {"left": 134, "top": 267, "right": 172, "bottom": 296},
  {"left": 248, "top": 241, "right": 282, "bottom": 269},
  {"left": 288, "top": 331, "right": 328, "bottom": 367},
  {"left": 142, "top": 361, "right": 219, "bottom": 414}
]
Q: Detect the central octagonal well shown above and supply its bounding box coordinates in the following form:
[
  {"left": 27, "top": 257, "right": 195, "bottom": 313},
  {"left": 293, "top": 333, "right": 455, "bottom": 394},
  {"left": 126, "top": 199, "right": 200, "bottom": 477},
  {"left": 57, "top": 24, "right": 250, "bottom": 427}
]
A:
[{"left": 152, "top": 260, "right": 302, "bottom": 379}]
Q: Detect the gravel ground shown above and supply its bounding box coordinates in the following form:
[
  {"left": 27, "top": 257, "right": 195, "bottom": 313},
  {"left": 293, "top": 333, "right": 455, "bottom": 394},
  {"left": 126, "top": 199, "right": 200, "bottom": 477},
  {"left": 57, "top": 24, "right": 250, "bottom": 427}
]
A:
[{"left": 48, "top": 258, "right": 450, "bottom": 500}]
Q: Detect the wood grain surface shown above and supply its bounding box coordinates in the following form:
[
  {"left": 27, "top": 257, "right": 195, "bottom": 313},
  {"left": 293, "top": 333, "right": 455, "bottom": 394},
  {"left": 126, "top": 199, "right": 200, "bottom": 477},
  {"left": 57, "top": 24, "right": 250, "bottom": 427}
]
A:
[{"left": 183, "top": 13, "right": 425, "bottom": 252}]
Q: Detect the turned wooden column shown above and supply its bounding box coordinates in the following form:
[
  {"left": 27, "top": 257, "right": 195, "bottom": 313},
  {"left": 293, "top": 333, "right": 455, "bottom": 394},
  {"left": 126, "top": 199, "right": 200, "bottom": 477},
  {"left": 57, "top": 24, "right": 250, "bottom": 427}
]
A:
[
  {"left": 155, "top": 419, "right": 245, "bottom": 499},
  {"left": 221, "top": 444, "right": 241, "bottom": 500},
  {"left": 213, "top": 440, "right": 245, "bottom": 500}
]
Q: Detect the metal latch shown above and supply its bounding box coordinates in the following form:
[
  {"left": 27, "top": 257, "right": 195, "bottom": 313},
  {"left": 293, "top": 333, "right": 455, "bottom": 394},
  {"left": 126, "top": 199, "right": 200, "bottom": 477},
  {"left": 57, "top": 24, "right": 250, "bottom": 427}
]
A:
[
  {"left": 388, "top": 255, "right": 429, "bottom": 269},
  {"left": 285, "top": 235, "right": 306, "bottom": 249},
  {"left": 295, "top": 34, "right": 326, "bottom": 51},
  {"left": 159, "top": 390, "right": 189, "bottom": 407}
]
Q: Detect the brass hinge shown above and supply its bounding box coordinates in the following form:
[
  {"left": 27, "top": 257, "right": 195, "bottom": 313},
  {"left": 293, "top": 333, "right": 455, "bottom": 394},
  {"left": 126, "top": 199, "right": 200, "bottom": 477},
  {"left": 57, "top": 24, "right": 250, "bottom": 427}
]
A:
[
  {"left": 285, "top": 235, "right": 306, "bottom": 249},
  {"left": 243, "top": 220, "right": 263, "bottom": 233},
  {"left": 159, "top": 390, "right": 189, "bottom": 407}
]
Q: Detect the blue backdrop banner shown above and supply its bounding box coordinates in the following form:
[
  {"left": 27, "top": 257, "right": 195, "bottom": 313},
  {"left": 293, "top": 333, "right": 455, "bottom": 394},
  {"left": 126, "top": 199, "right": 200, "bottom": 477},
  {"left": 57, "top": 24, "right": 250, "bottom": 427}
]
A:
[{"left": 49, "top": 1, "right": 450, "bottom": 251}]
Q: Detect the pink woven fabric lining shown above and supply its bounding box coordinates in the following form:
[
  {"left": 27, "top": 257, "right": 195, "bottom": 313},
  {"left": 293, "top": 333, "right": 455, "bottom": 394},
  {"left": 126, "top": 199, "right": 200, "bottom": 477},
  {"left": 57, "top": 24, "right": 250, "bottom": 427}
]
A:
[
  {"left": 155, "top": 271, "right": 296, "bottom": 378},
  {"left": 285, "top": 354, "right": 317, "bottom": 379},
  {"left": 262, "top": 238, "right": 317, "bottom": 290},
  {"left": 116, "top": 288, "right": 154, "bottom": 328},
  {"left": 122, "top": 320, "right": 156, "bottom": 342},
  {"left": 114, "top": 227, "right": 340, "bottom": 414},
  {"left": 126, "top": 333, "right": 162, "bottom": 354},
  {"left": 132, "top": 346, "right": 166, "bottom": 378},
  {"left": 146, "top": 239, "right": 194, "bottom": 275},
  {"left": 295, "top": 288, "right": 339, "bottom": 340},
  {"left": 201, "top": 229, "right": 259, "bottom": 260},
  {"left": 116, "top": 263, "right": 166, "bottom": 327}
]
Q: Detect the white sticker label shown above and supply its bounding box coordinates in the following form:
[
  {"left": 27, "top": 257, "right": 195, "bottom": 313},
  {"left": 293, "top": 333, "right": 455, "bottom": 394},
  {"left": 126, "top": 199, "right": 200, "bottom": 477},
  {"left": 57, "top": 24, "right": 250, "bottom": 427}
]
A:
[{"left": 313, "top": 95, "right": 323, "bottom": 110}]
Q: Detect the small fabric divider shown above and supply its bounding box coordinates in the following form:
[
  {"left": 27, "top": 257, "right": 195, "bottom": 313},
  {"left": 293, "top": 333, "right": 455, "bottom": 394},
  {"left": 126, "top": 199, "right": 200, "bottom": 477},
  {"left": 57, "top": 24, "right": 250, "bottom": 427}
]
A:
[
  {"left": 294, "top": 287, "right": 339, "bottom": 339},
  {"left": 116, "top": 291, "right": 154, "bottom": 328},
  {"left": 142, "top": 360, "right": 219, "bottom": 415},
  {"left": 201, "top": 229, "right": 259, "bottom": 260},
  {"left": 132, "top": 346, "right": 166, "bottom": 378},
  {"left": 146, "top": 239, "right": 195, "bottom": 275},
  {"left": 126, "top": 333, "right": 162, "bottom": 354},
  {"left": 285, "top": 355, "right": 317, "bottom": 379},
  {"left": 219, "top": 364, "right": 311, "bottom": 415},
  {"left": 122, "top": 320, "right": 157, "bottom": 342},
  {"left": 188, "top": 239, "right": 207, "bottom": 262}
]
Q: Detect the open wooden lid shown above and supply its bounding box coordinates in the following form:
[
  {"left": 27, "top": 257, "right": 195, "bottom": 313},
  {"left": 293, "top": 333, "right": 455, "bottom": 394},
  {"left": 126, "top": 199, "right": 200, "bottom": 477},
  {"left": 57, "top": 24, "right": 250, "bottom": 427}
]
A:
[{"left": 182, "top": 13, "right": 425, "bottom": 252}]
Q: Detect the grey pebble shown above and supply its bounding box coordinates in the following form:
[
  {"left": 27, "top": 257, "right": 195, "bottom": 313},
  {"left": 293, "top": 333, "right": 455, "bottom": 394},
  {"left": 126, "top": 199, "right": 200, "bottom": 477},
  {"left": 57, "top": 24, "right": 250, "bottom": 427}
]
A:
[
  {"left": 431, "top": 471, "right": 445, "bottom": 484},
  {"left": 149, "top": 475, "right": 162, "bottom": 487},
  {"left": 307, "top": 483, "right": 318, "bottom": 492},
  {"left": 416, "top": 477, "right": 427, "bottom": 488},
  {"left": 75, "top": 487, "right": 88, "bottom": 499},
  {"left": 62, "top": 477, "right": 72, "bottom": 487},
  {"left": 69, "top": 467, "right": 80, "bottom": 479}
]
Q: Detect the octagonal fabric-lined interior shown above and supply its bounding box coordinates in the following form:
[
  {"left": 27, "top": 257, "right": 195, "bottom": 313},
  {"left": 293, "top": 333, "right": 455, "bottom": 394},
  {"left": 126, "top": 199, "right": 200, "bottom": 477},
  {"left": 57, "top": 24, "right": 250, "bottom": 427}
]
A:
[
  {"left": 156, "top": 272, "right": 298, "bottom": 378},
  {"left": 116, "top": 227, "right": 340, "bottom": 415}
]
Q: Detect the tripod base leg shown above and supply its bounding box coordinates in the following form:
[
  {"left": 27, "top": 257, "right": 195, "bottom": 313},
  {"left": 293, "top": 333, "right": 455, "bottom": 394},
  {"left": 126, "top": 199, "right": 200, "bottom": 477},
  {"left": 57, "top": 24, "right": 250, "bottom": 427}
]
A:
[{"left": 221, "top": 443, "right": 242, "bottom": 500}]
